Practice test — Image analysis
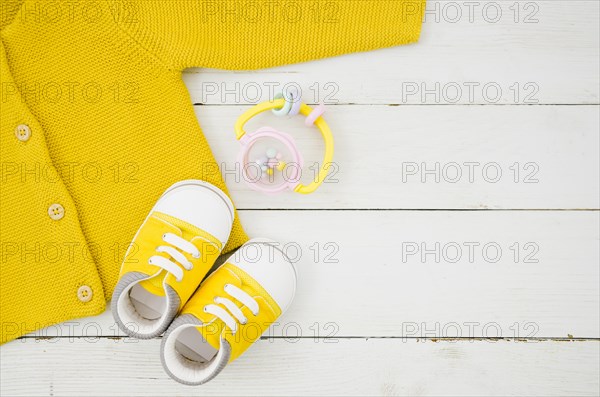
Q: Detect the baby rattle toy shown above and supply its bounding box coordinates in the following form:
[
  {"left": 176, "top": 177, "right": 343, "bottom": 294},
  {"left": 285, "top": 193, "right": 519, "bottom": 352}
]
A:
[{"left": 234, "top": 88, "right": 334, "bottom": 194}]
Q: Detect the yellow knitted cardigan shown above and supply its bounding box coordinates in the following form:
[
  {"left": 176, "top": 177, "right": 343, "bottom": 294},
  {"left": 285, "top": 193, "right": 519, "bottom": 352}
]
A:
[{"left": 0, "top": 0, "right": 424, "bottom": 343}]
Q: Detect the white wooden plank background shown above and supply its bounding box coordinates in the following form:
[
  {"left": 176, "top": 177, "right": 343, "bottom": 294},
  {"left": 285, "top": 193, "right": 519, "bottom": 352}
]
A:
[
  {"left": 18, "top": 211, "right": 600, "bottom": 339},
  {"left": 2, "top": 1, "right": 599, "bottom": 396},
  {"left": 184, "top": 1, "right": 600, "bottom": 105},
  {"left": 198, "top": 105, "right": 600, "bottom": 209},
  {"left": 2, "top": 339, "right": 599, "bottom": 397}
]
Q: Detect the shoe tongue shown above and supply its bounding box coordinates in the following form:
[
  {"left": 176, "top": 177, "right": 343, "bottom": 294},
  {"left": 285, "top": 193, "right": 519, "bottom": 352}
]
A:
[
  {"left": 138, "top": 225, "right": 189, "bottom": 297},
  {"left": 137, "top": 224, "right": 199, "bottom": 297},
  {"left": 138, "top": 271, "right": 167, "bottom": 295}
]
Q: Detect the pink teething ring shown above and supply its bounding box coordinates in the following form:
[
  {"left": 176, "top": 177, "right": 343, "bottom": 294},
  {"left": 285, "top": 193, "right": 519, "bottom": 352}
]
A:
[{"left": 237, "top": 127, "right": 304, "bottom": 194}]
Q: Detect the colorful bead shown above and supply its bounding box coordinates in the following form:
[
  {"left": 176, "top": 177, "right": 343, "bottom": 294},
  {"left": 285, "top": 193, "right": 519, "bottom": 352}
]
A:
[
  {"left": 305, "top": 103, "right": 326, "bottom": 127},
  {"left": 256, "top": 156, "right": 268, "bottom": 165},
  {"left": 272, "top": 87, "right": 301, "bottom": 117},
  {"left": 272, "top": 92, "right": 293, "bottom": 117},
  {"left": 266, "top": 148, "right": 277, "bottom": 158}
]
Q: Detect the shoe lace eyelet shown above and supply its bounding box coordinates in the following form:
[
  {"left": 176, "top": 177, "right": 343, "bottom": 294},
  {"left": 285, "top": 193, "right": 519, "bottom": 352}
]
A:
[{"left": 203, "top": 306, "right": 208, "bottom": 313}]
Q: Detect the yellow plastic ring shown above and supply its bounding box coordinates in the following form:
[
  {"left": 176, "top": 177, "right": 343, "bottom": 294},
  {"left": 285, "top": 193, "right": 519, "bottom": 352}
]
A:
[{"left": 235, "top": 100, "right": 334, "bottom": 194}]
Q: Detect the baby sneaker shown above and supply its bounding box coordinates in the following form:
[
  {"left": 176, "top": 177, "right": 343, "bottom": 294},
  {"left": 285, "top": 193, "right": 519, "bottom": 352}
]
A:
[
  {"left": 160, "top": 238, "right": 297, "bottom": 385},
  {"left": 111, "top": 180, "right": 234, "bottom": 339}
]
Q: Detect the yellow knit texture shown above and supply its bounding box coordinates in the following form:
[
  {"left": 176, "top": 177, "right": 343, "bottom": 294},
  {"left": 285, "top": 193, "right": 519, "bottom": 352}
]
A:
[{"left": 0, "top": 0, "right": 424, "bottom": 343}]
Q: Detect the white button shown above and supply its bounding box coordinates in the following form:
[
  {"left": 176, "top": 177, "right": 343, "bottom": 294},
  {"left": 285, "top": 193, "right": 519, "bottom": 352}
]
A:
[
  {"left": 77, "top": 285, "right": 93, "bottom": 302},
  {"left": 48, "top": 203, "right": 65, "bottom": 220},
  {"left": 15, "top": 124, "right": 31, "bottom": 142}
]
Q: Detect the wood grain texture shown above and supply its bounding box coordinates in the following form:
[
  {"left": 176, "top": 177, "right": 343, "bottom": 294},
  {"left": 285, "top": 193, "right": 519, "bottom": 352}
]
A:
[
  {"left": 2, "top": 1, "right": 599, "bottom": 395},
  {"left": 196, "top": 105, "right": 600, "bottom": 210},
  {"left": 1, "top": 338, "right": 598, "bottom": 396},
  {"left": 183, "top": 1, "right": 599, "bottom": 105},
  {"left": 22, "top": 211, "right": 600, "bottom": 339}
]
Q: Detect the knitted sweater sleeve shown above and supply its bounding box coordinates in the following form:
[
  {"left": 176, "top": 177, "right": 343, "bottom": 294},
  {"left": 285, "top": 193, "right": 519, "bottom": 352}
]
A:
[{"left": 115, "top": 0, "right": 425, "bottom": 71}]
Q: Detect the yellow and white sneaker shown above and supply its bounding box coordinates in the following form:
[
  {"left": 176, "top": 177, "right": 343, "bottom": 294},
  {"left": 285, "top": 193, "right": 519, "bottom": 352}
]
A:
[
  {"left": 111, "top": 180, "right": 234, "bottom": 339},
  {"left": 160, "top": 239, "right": 297, "bottom": 385}
]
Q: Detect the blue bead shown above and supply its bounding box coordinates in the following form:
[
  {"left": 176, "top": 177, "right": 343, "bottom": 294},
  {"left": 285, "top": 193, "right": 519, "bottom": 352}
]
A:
[{"left": 266, "top": 148, "right": 277, "bottom": 158}]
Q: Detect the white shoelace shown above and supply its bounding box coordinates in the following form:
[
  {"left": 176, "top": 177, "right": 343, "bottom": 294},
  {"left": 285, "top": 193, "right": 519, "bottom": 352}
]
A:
[
  {"left": 148, "top": 233, "right": 200, "bottom": 282},
  {"left": 204, "top": 284, "right": 260, "bottom": 335}
]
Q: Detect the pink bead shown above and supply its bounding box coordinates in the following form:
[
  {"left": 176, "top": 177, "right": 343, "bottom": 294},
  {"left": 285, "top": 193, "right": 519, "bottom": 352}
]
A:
[{"left": 305, "top": 103, "right": 326, "bottom": 127}]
